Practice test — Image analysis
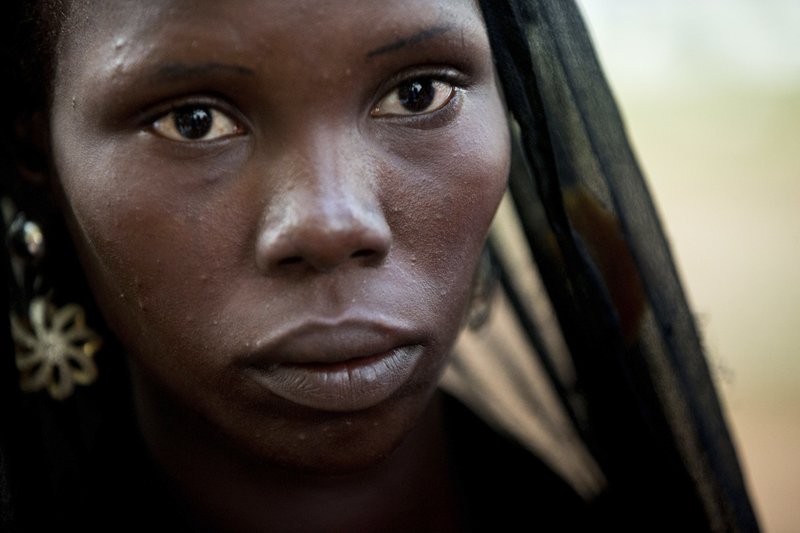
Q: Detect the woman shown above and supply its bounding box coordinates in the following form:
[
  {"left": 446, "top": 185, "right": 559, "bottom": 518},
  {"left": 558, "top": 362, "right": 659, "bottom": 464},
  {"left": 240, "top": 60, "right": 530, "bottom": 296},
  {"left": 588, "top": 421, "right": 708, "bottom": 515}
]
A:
[{"left": 0, "top": 0, "right": 759, "bottom": 531}]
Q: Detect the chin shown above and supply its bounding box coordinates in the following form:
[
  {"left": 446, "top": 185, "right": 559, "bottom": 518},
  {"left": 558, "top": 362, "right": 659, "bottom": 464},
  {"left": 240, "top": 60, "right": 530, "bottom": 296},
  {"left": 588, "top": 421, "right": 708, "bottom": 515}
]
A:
[{"left": 232, "top": 385, "right": 441, "bottom": 476}]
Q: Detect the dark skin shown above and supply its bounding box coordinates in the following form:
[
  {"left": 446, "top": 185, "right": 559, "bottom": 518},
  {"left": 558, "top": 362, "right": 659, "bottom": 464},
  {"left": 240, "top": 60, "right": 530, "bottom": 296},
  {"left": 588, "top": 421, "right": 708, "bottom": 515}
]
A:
[{"left": 43, "top": 0, "right": 510, "bottom": 530}]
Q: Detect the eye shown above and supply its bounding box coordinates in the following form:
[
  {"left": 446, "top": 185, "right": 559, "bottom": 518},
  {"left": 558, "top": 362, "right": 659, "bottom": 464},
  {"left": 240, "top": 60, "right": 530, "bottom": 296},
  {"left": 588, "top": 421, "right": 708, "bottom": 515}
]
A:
[
  {"left": 371, "top": 78, "right": 457, "bottom": 118},
  {"left": 151, "top": 105, "right": 243, "bottom": 142}
]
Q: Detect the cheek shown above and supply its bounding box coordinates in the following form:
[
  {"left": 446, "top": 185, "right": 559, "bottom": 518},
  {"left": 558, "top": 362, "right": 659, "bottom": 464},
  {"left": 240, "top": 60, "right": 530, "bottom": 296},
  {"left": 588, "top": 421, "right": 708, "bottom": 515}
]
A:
[
  {"left": 384, "top": 91, "right": 510, "bottom": 294},
  {"left": 50, "top": 134, "right": 246, "bottom": 369}
]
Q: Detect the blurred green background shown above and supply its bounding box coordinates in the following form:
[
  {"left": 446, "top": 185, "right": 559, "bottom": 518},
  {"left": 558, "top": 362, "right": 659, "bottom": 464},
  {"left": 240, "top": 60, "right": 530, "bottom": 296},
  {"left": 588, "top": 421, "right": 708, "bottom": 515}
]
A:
[{"left": 578, "top": 1, "right": 800, "bottom": 530}]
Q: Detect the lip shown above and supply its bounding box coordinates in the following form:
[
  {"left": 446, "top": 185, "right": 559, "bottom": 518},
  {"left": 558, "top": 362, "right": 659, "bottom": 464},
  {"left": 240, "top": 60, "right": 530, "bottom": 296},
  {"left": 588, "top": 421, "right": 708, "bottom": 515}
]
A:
[
  {"left": 241, "top": 318, "right": 425, "bottom": 411},
  {"left": 246, "top": 345, "right": 424, "bottom": 412}
]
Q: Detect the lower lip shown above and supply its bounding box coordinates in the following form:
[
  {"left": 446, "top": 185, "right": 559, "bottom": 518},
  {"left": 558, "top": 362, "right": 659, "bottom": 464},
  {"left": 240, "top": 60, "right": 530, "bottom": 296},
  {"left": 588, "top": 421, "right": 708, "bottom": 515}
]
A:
[{"left": 247, "top": 345, "right": 425, "bottom": 412}]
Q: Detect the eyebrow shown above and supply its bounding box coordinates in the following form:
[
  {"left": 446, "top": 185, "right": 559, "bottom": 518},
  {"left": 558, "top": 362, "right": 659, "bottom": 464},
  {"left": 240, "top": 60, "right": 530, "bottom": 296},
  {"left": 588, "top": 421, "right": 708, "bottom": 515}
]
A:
[
  {"left": 366, "top": 25, "right": 453, "bottom": 59},
  {"left": 148, "top": 62, "right": 256, "bottom": 83}
]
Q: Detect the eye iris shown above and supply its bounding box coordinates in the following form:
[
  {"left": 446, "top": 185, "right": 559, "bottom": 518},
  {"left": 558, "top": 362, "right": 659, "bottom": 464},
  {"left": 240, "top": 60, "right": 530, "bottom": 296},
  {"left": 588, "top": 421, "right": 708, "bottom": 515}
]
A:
[
  {"left": 398, "top": 79, "right": 435, "bottom": 112},
  {"left": 174, "top": 106, "right": 213, "bottom": 139}
]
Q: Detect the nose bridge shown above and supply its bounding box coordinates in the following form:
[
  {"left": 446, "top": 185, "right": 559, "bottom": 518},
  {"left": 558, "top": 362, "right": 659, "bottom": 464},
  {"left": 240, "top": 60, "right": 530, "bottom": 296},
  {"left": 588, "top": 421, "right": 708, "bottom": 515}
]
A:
[
  {"left": 255, "top": 126, "right": 391, "bottom": 274},
  {"left": 300, "top": 128, "right": 363, "bottom": 211}
]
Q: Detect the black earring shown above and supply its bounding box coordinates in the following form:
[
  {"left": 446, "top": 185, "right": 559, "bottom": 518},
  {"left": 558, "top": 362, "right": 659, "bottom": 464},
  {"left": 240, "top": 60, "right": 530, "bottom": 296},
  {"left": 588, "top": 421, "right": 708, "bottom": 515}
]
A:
[{"left": 466, "top": 244, "right": 498, "bottom": 331}]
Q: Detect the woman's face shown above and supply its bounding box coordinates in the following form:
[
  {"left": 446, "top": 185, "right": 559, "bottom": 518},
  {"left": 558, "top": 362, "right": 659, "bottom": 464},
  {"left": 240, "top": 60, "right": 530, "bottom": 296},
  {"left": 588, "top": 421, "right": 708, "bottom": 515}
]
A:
[{"left": 48, "top": 0, "right": 509, "bottom": 470}]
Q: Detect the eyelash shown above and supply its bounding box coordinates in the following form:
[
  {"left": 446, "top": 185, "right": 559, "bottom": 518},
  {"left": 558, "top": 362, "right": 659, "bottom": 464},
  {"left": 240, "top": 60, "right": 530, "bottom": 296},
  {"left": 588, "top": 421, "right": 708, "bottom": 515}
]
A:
[
  {"left": 146, "top": 68, "right": 468, "bottom": 142},
  {"left": 371, "top": 68, "right": 468, "bottom": 120},
  {"left": 150, "top": 103, "right": 244, "bottom": 143},
  {"left": 371, "top": 80, "right": 460, "bottom": 118}
]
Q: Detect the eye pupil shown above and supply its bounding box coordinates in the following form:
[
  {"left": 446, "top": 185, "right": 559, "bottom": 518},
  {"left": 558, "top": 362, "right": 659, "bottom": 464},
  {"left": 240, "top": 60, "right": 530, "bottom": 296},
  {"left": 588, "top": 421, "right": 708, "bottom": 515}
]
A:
[
  {"left": 174, "top": 106, "right": 213, "bottom": 139},
  {"left": 398, "top": 79, "right": 435, "bottom": 112}
]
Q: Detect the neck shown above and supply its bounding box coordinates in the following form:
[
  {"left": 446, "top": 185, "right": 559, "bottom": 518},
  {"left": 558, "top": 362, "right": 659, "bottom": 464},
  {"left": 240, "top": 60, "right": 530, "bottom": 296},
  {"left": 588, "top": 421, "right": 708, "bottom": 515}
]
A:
[{"left": 134, "top": 388, "right": 461, "bottom": 533}]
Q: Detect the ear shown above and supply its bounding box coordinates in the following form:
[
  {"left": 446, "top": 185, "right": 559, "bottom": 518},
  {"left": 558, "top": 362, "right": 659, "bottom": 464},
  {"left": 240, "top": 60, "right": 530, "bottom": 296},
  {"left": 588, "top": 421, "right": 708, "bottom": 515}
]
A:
[{"left": 13, "top": 110, "right": 52, "bottom": 187}]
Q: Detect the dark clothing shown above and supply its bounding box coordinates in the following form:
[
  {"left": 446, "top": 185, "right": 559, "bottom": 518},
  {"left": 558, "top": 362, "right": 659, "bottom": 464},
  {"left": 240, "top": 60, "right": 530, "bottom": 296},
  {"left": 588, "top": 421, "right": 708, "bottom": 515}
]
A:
[
  {"left": 0, "top": 0, "right": 760, "bottom": 531},
  {"left": 442, "top": 394, "right": 593, "bottom": 531}
]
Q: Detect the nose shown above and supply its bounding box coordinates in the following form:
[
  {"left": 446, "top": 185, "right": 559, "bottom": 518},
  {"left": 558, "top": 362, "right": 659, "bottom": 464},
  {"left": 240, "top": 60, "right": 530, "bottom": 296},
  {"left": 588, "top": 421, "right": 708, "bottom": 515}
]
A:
[{"left": 254, "top": 147, "right": 391, "bottom": 275}]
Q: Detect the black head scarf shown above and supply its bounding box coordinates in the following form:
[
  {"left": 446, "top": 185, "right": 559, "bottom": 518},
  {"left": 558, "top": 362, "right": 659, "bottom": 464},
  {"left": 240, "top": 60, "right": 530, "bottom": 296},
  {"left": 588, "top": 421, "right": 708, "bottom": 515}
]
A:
[
  {"left": 441, "top": 1, "right": 757, "bottom": 530},
  {"left": 0, "top": 1, "right": 759, "bottom": 531}
]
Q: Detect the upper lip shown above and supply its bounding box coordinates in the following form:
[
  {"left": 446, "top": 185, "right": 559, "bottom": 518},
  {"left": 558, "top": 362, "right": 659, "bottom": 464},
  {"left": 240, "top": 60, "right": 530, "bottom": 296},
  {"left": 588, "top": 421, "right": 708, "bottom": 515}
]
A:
[{"left": 240, "top": 315, "right": 421, "bottom": 367}]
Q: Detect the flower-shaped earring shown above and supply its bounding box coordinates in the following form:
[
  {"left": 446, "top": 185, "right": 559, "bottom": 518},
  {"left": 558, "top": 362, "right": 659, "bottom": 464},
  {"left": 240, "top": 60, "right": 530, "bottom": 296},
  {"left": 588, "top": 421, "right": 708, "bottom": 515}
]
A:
[
  {"left": 4, "top": 200, "right": 102, "bottom": 400},
  {"left": 11, "top": 297, "right": 101, "bottom": 400}
]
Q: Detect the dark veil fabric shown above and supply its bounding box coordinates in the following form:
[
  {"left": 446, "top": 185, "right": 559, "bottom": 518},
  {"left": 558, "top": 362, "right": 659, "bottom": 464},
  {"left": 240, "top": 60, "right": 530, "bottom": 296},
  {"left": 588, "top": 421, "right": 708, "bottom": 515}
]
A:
[
  {"left": 447, "top": 0, "right": 758, "bottom": 530},
  {"left": 0, "top": 0, "right": 759, "bottom": 531}
]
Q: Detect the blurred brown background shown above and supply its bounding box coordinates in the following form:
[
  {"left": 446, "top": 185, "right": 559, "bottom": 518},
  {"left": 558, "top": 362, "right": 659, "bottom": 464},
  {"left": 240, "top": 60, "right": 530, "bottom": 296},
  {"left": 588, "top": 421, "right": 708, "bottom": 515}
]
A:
[{"left": 578, "top": 1, "right": 800, "bottom": 531}]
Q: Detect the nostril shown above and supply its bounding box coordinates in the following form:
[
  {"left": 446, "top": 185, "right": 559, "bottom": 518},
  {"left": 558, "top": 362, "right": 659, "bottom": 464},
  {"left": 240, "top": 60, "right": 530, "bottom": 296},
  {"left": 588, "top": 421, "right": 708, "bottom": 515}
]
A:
[
  {"left": 350, "top": 249, "right": 375, "bottom": 259},
  {"left": 256, "top": 204, "right": 392, "bottom": 274},
  {"left": 277, "top": 256, "right": 304, "bottom": 267}
]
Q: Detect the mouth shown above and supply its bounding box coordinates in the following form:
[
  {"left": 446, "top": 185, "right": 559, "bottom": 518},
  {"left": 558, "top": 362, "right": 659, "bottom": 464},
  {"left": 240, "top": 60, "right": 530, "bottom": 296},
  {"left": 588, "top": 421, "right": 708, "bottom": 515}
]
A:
[
  {"left": 246, "top": 344, "right": 425, "bottom": 412},
  {"left": 240, "top": 318, "right": 426, "bottom": 412}
]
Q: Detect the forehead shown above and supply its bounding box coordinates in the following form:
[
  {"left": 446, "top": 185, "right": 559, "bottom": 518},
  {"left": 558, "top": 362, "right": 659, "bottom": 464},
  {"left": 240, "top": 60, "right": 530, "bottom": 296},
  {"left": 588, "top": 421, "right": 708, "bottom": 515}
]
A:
[
  {"left": 51, "top": 0, "right": 492, "bottom": 124},
  {"left": 57, "top": 0, "right": 485, "bottom": 67}
]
